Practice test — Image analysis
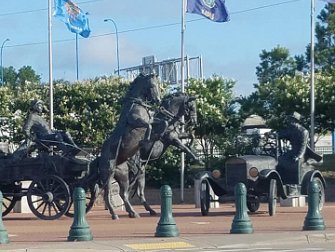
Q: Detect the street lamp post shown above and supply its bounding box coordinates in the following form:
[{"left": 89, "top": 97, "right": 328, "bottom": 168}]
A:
[
  {"left": 1, "top": 38, "right": 10, "bottom": 85},
  {"left": 104, "top": 18, "right": 120, "bottom": 76}
]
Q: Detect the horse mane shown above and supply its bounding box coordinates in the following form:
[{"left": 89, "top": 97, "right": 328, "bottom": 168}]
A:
[
  {"left": 125, "top": 74, "right": 144, "bottom": 97},
  {"left": 162, "top": 92, "right": 186, "bottom": 104}
]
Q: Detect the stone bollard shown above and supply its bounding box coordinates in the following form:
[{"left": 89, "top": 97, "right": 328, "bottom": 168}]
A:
[
  {"left": 303, "top": 180, "right": 326, "bottom": 231},
  {"left": 0, "top": 191, "right": 9, "bottom": 244},
  {"left": 68, "top": 187, "right": 93, "bottom": 241},
  {"left": 155, "top": 185, "right": 179, "bottom": 237},
  {"left": 230, "top": 183, "right": 254, "bottom": 234}
]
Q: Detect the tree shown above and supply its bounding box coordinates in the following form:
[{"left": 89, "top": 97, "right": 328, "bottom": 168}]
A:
[
  {"left": 17, "top": 66, "right": 41, "bottom": 87},
  {"left": 187, "top": 76, "right": 241, "bottom": 165},
  {"left": 311, "top": 3, "right": 335, "bottom": 73},
  {"left": 255, "top": 46, "right": 298, "bottom": 84},
  {"left": 3, "top": 66, "right": 17, "bottom": 86},
  {"left": 239, "top": 73, "right": 335, "bottom": 139}
]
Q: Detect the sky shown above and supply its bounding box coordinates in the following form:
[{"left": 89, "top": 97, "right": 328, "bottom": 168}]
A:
[{"left": 0, "top": 0, "right": 327, "bottom": 97}]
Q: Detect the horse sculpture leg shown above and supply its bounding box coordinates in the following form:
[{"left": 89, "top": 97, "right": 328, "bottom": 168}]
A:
[
  {"left": 136, "top": 170, "right": 156, "bottom": 215},
  {"left": 105, "top": 162, "right": 140, "bottom": 219},
  {"left": 172, "top": 137, "right": 204, "bottom": 165},
  {"left": 119, "top": 180, "right": 140, "bottom": 218},
  {"left": 104, "top": 179, "right": 120, "bottom": 220}
]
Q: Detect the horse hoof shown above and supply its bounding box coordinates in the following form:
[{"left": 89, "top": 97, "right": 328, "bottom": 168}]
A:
[
  {"left": 129, "top": 213, "right": 140, "bottom": 218},
  {"left": 149, "top": 210, "right": 157, "bottom": 216},
  {"left": 112, "top": 215, "right": 119, "bottom": 220}
]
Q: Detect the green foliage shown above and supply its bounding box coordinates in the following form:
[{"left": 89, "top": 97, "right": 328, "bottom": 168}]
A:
[
  {"left": 186, "top": 76, "right": 242, "bottom": 167},
  {"left": 2, "top": 65, "right": 41, "bottom": 88},
  {"left": 17, "top": 66, "right": 41, "bottom": 87},
  {"left": 145, "top": 149, "right": 181, "bottom": 188},
  {"left": 313, "top": 4, "right": 335, "bottom": 73},
  {"left": 0, "top": 76, "right": 128, "bottom": 146},
  {"left": 256, "top": 46, "right": 298, "bottom": 84},
  {"left": 52, "top": 77, "right": 128, "bottom": 147},
  {"left": 239, "top": 73, "right": 335, "bottom": 137}
]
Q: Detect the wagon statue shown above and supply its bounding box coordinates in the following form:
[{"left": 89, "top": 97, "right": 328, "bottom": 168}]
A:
[
  {"left": 0, "top": 73, "right": 163, "bottom": 220},
  {"left": 199, "top": 113, "right": 326, "bottom": 216}
]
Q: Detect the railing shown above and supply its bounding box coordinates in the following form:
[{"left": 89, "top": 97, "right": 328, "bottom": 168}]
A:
[{"left": 315, "top": 146, "right": 333, "bottom": 155}]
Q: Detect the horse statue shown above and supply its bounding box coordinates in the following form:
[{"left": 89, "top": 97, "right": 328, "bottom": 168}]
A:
[
  {"left": 104, "top": 92, "right": 203, "bottom": 219},
  {"left": 98, "top": 73, "right": 161, "bottom": 187}
]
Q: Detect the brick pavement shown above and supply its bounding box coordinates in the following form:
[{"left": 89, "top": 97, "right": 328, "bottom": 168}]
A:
[{"left": 1, "top": 202, "right": 335, "bottom": 251}]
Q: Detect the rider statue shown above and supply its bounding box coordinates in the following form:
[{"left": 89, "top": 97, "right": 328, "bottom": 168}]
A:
[
  {"left": 277, "top": 112, "right": 321, "bottom": 170},
  {"left": 23, "top": 99, "right": 79, "bottom": 156}
]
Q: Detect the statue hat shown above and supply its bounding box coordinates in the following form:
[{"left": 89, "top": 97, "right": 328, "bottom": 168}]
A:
[
  {"left": 288, "top": 111, "right": 302, "bottom": 122},
  {"left": 30, "top": 99, "right": 44, "bottom": 111}
]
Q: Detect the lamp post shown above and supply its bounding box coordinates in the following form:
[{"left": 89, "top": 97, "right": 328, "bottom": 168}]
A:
[
  {"left": 104, "top": 18, "right": 120, "bottom": 76},
  {"left": 1, "top": 38, "right": 10, "bottom": 85}
]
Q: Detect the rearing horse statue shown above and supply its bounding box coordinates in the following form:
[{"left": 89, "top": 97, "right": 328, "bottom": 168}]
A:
[
  {"left": 104, "top": 92, "right": 203, "bottom": 219},
  {"left": 99, "top": 73, "right": 161, "bottom": 186}
]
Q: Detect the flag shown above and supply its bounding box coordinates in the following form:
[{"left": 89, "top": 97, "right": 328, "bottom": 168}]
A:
[
  {"left": 322, "top": 0, "right": 335, "bottom": 3},
  {"left": 187, "top": 0, "right": 229, "bottom": 22},
  {"left": 53, "top": 0, "right": 91, "bottom": 38}
]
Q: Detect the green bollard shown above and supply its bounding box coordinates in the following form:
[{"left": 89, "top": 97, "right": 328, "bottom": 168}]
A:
[
  {"left": 68, "top": 187, "right": 93, "bottom": 241},
  {"left": 155, "top": 185, "right": 179, "bottom": 237},
  {"left": 0, "top": 191, "right": 9, "bottom": 244},
  {"left": 303, "top": 180, "right": 326, "bottom": 231},
  {"left": 230, "top": 183, "right": 254, "bottom": 234}
]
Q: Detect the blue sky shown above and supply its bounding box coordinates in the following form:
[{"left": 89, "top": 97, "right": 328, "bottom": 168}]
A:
[{"left": 0, "top": 0, "right": 327, "bottom": 96}]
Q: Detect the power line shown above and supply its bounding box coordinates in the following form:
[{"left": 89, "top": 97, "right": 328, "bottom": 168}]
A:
[
  {"left": 0, "top": 0, "right": 102, "bottom": 17},
  {"left": 2, "top": 0, "right": 304, "bottom": 49}
]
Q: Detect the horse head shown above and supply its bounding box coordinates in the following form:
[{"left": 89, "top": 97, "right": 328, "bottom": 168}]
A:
[
  {"left": 129, "top": 73, "right": 161, "bottom": 105},
  {"left": 160, "top": 92, "right": 197, "bottom": 127}
]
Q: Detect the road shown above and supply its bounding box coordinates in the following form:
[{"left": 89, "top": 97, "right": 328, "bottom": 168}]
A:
[{"left": 1, "top": 202, "right": 335, "bottom": 251}]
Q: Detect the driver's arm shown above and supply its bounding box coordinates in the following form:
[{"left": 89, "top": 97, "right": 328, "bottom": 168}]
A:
[{"left": 23, "top": 114, "right": 34, "bottom": 139}]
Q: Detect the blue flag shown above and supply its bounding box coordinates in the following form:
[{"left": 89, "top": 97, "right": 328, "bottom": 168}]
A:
[
  {"left": 187, "top": 0, "right": 229, "bottom": 22},
  {"left": 53, "top": 0, "right": 91, "bottom": 38}
]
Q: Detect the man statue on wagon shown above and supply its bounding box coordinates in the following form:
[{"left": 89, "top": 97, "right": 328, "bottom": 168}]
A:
[{"left": 23, "top": 99, "right": 80, "bottom": 157}]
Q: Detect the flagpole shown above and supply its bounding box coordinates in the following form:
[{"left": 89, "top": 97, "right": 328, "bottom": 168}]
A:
[
  {"left": 76, "top": 33, "right": 79, "bottom": 80},
  {"left": 48, "top": 0, "right": 54, "bottom": 130},
  {"left": 310, "top": 0, "right": 315, "bottom": 150},
  {"left": 180, "top": 0, "right": 186, "bottom": 202}
]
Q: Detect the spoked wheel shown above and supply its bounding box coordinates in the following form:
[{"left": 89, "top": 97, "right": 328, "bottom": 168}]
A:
[
  {"left": 65, "top": 183, "right": 98, "bottom": 217},
  {"left": 200, "top": 179, "right": 210, "bottom": 216},
  {"left": 27, "top": 175, "right": 71, "bottom": 220},
  {"left": 268, "top": 179, "right": 277, "bottom": 216},
  {"left": 2, "top": 183, "right": 22, "bottom": 217},
  {"left": 247, "top": 195, "right": 260, "bottom": 213}
]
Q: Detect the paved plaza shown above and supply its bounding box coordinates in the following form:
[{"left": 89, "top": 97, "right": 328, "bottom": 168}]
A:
[{"left": 1, "top": 201, "right": 335, "bottom": 251}]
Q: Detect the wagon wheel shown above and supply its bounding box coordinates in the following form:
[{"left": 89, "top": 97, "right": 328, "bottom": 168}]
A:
[
  {"left": 311, "top": 177, "right": 325, "bottom": 211},
  {"left": 200, "top": 179, "right": 210, "bottom": 216},
  {"left": 27, "top": 175, "right": 71, "bottom": 220},
  {"left": 65, "top": 183, "right": 98, "bottom": 217},
  {"left": 268, "top": 179, "right": 277, "bottom": 216},
  {"left": 247, "top": 195, "right": 260, "bottom": 213},
  {"left": 2, "top": 183, "right": 22, "bottom": 217}
]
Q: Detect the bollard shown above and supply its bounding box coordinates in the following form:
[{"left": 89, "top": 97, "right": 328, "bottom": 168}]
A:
[
  {"left": 68, "top": 187, "right": 93, "bottom": 241},
  {"left": 303, "top": 180, "right": 326, "bottom": 231},
  {"left": 155, "top": 185, "right": 179, "bottom": 237},
  {"left": 230, "top": 183, "right": 254, "bottom": 234},
  {"left": 0, "top": 191, "right": 9, "bottom": 244}
]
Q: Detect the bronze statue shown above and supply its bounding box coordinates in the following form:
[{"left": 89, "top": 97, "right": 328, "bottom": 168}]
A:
[
  {"left": 99, "top": 73, "right": 161, "bottom": 186},
  {"left": 278, "top": 112, "right": 321, "bottom": 164},
  {"left": 277, "top": 112, "right": 322, "bottom": 184},
  {"left": 104, "top": 92, "right": 202, "bottom": 219},
  {"left": 23, "top": 99, "right": 79, "bottom": 156}
]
